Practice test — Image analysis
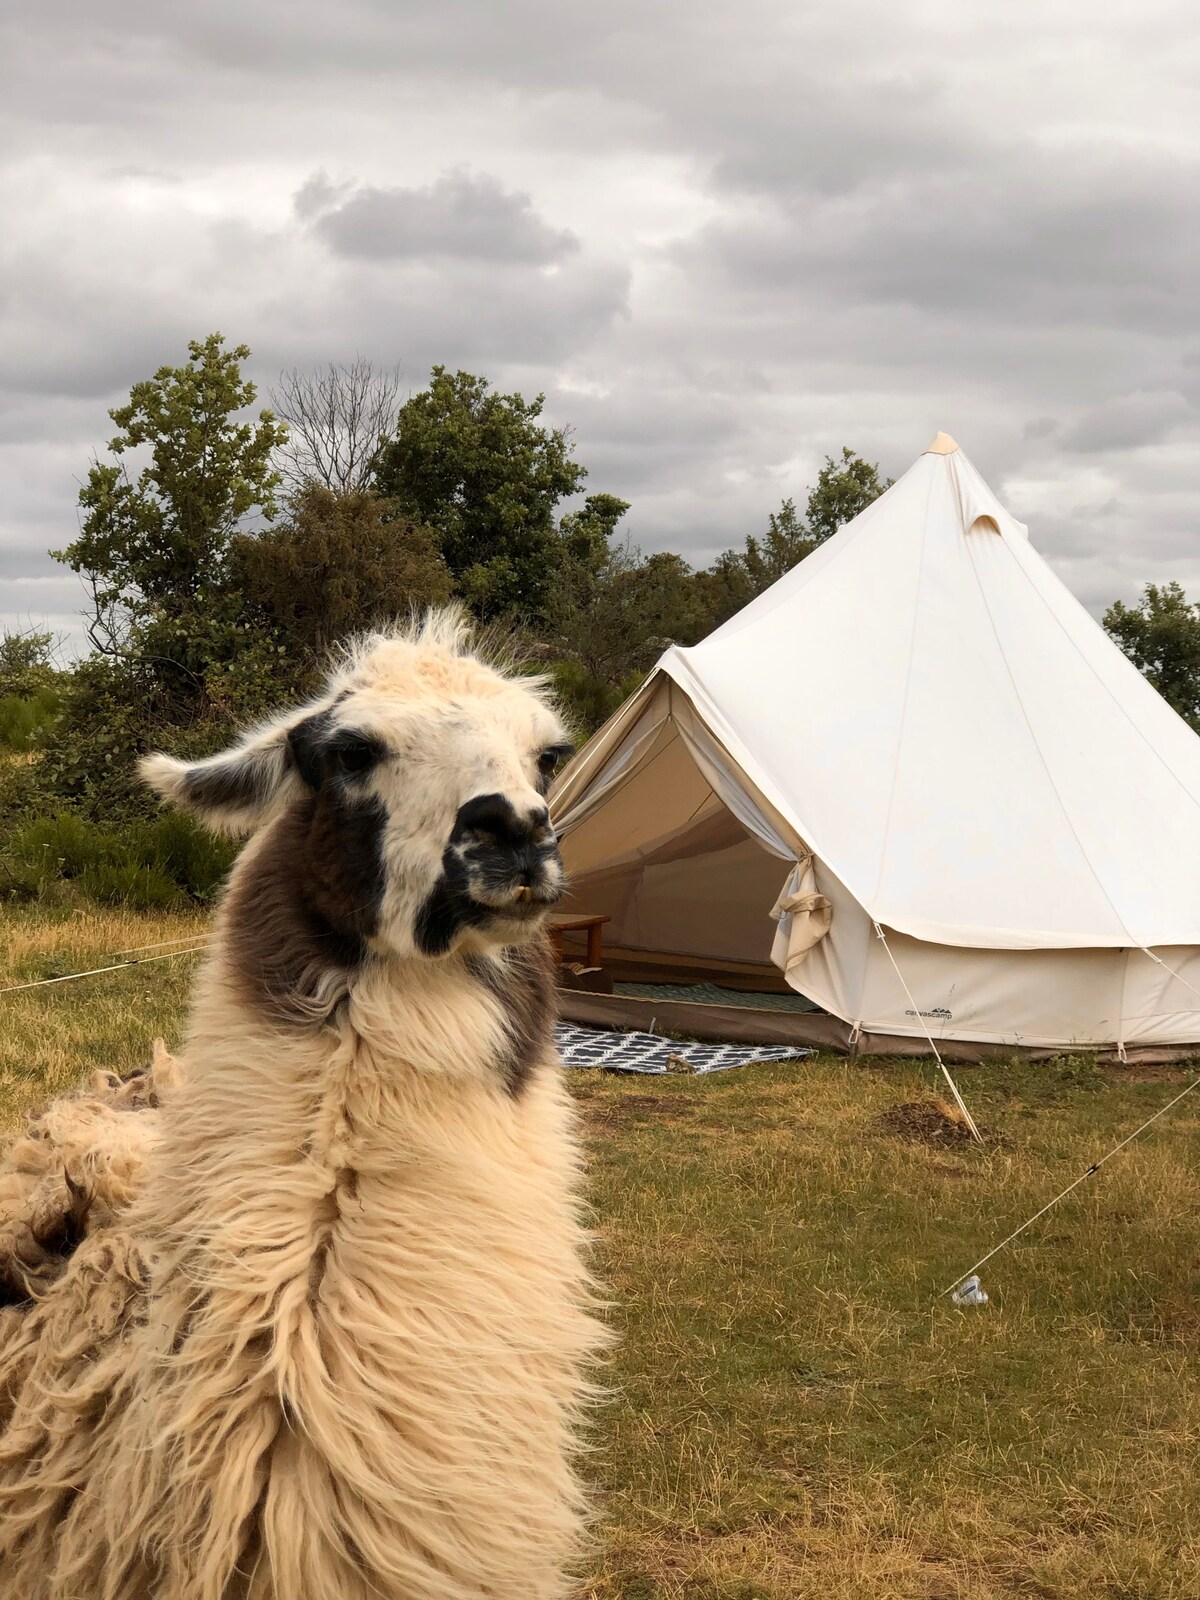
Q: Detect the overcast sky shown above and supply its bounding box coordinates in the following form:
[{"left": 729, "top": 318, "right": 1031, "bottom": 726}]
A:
[{"left": 2, "top": 0, "right": 1197, "bottom": 653}]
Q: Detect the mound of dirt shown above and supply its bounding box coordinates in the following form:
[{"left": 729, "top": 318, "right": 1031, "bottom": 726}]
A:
[{"left": 877, "top": 1097, "right": 991, "bottom": 1146}]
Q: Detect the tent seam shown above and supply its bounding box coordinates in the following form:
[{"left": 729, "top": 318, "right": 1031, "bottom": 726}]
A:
[
  {"left": 1004, "top": 537, "right": 1200, "bottom": 820},
  {"left": 870, "top": 467, "right": 936, "bottom": 904},
  {"left": 962, "top": 523, "right": 1138, "bottom": 946}
]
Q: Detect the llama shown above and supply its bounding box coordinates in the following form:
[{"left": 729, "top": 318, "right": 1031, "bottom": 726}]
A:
[{"left": 0, "top": 611, "right": 606, "bottom": 1600}]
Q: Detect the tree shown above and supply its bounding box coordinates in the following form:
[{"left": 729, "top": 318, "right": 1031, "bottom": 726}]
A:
[
  {"left": 232, "top": 485, "right": 453, "bottom": 662},
  {"left": 272, "top": 359, "right": 402, "bottom": 494},
  {"left": 0, "top": 630, "right": 61, "bottom": 757},
  {"left": 58, "top": 333, "right": 286, "bottom": 663},
  {"left": 372, "top": 367, "right": 586, "bottom": 619},
  {"left": 698, "top": 497, "right": 814, "bottom": 629},
  {"left": 39, "top": 337, "right": 290, "bottom": 818},
  {"left": 541, "top": 507, "right": 713, "bottom": 734},
  {"left": 702, "top": 447, "right": 891, "bottom": 627},
  {"left": 556, "top": 493, "right": 631, "bottom": 570},
  {"left": 1104, "top": 582, "right": 1200, "bottom": 730},
  {"left": 0, "top": 629, "right": 59, "bottom": 698},
  {"left": 804, "top": 446, "right": 892, "bottom": 543},
  {"left": 738, "top": 498, "right": 816, "bottom": 592}
]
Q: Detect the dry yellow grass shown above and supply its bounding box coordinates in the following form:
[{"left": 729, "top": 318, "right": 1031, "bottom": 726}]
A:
[
  {"left": 571, "top": 1067, "right": 1200, "bottom": 1598},
  {"left": 0, "top": 903, "right": 208, "bottom": 1131},
  {"left": 3, "top": 903, "right": 1199, "bottom": 1598}
]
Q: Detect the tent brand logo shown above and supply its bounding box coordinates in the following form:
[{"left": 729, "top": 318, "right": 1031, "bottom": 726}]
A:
[{"left": 906, "top": 1007, "right": 953, "bottom": 1020}]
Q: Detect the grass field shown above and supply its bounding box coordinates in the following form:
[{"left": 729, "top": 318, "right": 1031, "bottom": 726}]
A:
[{"left": 3, "top": 904, "right": 1199, "bottom": 1598}]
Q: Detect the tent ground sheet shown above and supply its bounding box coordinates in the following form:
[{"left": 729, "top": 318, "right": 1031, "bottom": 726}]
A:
[
  {"left": 555, "top": 1021, "right": 811, "bottom": 1075},
  {"left": 614, "top": 981, "right": 822, "bottom": 1013}
]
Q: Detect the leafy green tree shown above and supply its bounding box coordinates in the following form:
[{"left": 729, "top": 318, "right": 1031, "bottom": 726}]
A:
[
  {"left": 542, "top": 510, "right": 713, "bottom": 734},
  {"left": 373, "top": 366, "right": 586, "bottom": 618},
  {"left": 557, "top": 493, "right": 631, "bottom": 570},
  {"left": 232, "top": 484, "right": 453, "bottom": 663},
  {"left": 58, "top": 333, "right": 286, "bottom": 666},
  {"left": 736, "top": 498, "right": 816, "bottom": 592},
  {"left": 702, "top": 448, "right": 891, "bottom": 627},
  {"left": 804, "top": 446, "right": 892, "bottom": 543},
  {"left": 39, "top": 336, "right": 289, "bottom": 818},
  {"left": 0, "top": 629, "right": 58, "bottom": 698},
  {"left": 1104, "top": 582, "right": 1200, "bottom": 730}
]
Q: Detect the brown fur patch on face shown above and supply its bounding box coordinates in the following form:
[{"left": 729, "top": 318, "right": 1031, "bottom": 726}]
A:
[
  {"left": 224, "top": 785, "right": 386, "bottom": 1023},
  {"left": 467, "top": 935, "right": 557, "bottom": 1096}
]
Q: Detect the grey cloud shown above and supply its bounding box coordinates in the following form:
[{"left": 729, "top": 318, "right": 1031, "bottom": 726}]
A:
[
  {"left": 679, "top": 147, "right": 1198, "bottom": 340},
  {"left": 1060, "top": 391, "right": 1191, "bottom": 453},
  {"left": 299, "top": 170, "right": 579, "bottom": 265},
  {"left": 2, "top": 0, "right": 1198, "bottom": 648}
]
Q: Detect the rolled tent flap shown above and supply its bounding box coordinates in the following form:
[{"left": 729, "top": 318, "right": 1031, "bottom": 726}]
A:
[{"left": 770, "top": 856, "right": 834, "bottom": 971}]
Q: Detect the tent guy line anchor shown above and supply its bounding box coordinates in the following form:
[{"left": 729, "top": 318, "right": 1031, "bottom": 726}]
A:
[
  {"left": 941, "top": 1067, "right": 1200, "bottom": 1299},
  {"left": 872, "top": 922, "right": 983, "bottom": 1143}
]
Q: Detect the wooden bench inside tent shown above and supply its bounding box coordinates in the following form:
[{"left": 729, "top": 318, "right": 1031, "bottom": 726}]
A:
[{"left": 547, "top": 913, "right": 613, "bottom": 993}]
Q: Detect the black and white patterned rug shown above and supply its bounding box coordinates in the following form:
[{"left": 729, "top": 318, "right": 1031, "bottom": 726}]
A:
[{"left": 554, "top": 1022, "right": 810, "bottom": 1076}]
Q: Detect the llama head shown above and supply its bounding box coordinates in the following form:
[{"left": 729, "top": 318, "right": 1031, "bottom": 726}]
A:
[{"left": 141, "top": 611, "right": 574, "bottom": 991}]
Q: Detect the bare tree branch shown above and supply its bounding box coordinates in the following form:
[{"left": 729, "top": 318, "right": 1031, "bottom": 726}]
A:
[{"left": 271, "top": 359, "right": 402, "bottom": 494}]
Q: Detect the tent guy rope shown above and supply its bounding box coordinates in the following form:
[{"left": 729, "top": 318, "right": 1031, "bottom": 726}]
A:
[
  {"left": 872, "top": 922, "right": 983, "bottom": 1143},
  {"left": 941, "top": 1067, "right": 1200, "bottom": 1299},
  {"left": 940, "top": 940, "right": 1200, "bottom": 1297},
  {"left": 110, "top": 933, "right": 214, "bottom": 957},
  {"left": 0, "top": 944, "right": 211, "bottom": 998}
]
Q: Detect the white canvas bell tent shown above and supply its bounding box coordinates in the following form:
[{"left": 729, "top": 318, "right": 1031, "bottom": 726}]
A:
[{"left": 550, "top": 433, "right": 1200, "bottom": 1059}]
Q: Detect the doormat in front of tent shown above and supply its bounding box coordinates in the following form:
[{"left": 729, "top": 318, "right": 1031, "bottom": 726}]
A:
[{"left": 554, "top": 1022, "right": 811, "bottom": 1076}]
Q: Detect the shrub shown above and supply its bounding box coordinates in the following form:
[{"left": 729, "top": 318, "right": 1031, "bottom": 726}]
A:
[
  {"left": 0, "top": 808, "right": 236, "bottom": 909},
  {"left": 0, "top": 688, "right": 61, "bottom": 752},
  {"left": 9, "top": 812, "right": 121, "bottom": 879},
  {"left": 76, "top": 860, "right": 186, "bottom": 911},
  {"left": 548, "top": 659, "right": 642, "bottom": 740},
  {"left": 129, "top": 813, "right": 236, "bottom": 902}
]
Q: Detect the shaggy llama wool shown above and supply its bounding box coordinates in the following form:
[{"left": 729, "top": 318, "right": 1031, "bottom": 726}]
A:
[{"left": 0, "top": 612, "right": 606, "bottom": 1600}]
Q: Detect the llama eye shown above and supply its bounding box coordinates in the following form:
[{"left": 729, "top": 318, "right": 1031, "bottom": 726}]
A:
[
  {"left": 536, "top": 743, "right": 574, "bottom": 786},
  {"left": 330, "top": 736, "right": 379, "bottom": 776}
]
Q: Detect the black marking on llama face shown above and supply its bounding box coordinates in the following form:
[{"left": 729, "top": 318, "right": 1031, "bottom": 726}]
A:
[
  {"left": 413, "top": 845, "right": 493, "bottom": 956},
  {"left": 466, "top": 940, "right": 557, "bottom": 1096},
  {"left": 288, "top": 708, "right": 385, "bottom": 790},
  {"left": 226, "top": 742, "right": 387, "bottom": 1021},
  {"left": 287, "top": 708, "right": 338, "bottom": 788},
  {"left": 414, "top": 792, "right": 562, "bottom": 957}
]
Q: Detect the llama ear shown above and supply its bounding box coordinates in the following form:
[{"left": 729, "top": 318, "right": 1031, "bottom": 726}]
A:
[{"left": 139, "top": 710, "right": 308, "bottom": 837}]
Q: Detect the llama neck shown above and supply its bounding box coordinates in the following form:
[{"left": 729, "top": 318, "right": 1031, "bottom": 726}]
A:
[{"left": 177, "top": 928, "right": 556, "bottom": 1165}]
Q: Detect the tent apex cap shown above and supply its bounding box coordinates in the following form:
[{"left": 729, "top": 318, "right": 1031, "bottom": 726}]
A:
[{"left": 925, "top": 431, "right": 960, "bottom": 455}]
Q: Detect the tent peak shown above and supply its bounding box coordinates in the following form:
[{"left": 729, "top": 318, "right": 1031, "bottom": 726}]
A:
[{"left": 924, "top": 431, "right": 960, "bottom": 455}]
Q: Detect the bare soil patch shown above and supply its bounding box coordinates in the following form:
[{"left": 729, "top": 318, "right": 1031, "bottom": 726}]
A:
[{"left": 876, "top": 1097, "right": 996, "bottom": 1147}]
